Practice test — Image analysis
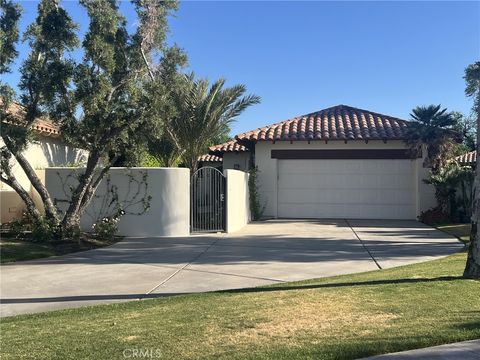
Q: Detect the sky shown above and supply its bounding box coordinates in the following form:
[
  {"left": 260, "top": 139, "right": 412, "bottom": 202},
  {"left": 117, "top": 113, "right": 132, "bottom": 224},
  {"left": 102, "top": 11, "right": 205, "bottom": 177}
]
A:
[{"left": 3, "top": 1, "right": 480, "bottom": 136}]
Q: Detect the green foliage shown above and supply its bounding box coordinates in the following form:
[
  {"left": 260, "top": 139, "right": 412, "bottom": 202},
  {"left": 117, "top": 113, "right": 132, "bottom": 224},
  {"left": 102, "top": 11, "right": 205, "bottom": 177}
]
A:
[
  {"left": 167, "top": 73, "right": 260, "bottom": 173},
  {"left": 0, "top": 0, "right": 22, "bottom": 73},
  {"left": 9, "top": 212, "right": 57, "bottom": 243},
  {"left": 424, "top": 163, "right": 474, "bottom": 222},
  {"left": 92, "top": 215, "right": 121, "bottom": 241},
  {"left": 248, "top": 166, "right": 265, "bottom": 220},
  {"left": 139, "top": 152, "right": 162, "bottom": 167},
  {"left": 452, "top": 111, "right": 476, "bottom": 152},
  {"left": 404, "top": 105, "right": 461, "bottom": 172},
  {"left": 1, "top": 0, "right": 185, "bottom": 239}
]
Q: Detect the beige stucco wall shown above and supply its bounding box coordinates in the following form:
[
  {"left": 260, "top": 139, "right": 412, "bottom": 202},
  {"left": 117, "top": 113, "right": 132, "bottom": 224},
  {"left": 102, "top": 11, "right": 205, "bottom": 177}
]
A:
[
  {"left": 0, "top": 136, "right": 87, "bottom": 223},
  {"left": 223, "top": 152, "right": 250, "bottom": 171},
  {"left": 225, "top": 169, "right": 250, "bottom": 233},
  {"left": 254, "top": 140, "right": 436, "bottom": 219},
  {"left": 45, "top": 167, "right": 190, "bottom": 237}
]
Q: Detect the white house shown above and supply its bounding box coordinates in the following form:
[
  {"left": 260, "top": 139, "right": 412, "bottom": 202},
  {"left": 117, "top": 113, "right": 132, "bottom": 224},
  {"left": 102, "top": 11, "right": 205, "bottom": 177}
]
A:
[
  {"left": 208, "top": 104, "right": 437, "bottom": 220},
  {"left": 1, "top": 102, "right": 87, "bottom": 223}
]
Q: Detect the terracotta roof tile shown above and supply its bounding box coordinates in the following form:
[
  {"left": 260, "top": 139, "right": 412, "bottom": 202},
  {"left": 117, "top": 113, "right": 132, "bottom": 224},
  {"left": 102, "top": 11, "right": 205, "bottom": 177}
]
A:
[
  {"left": 454, "top": 151, "right": 476, "bottom": 165},
  {"left": 198, "top": 154, "right": 222, "bottom": 162},
  {"left": 2, "top": 101, "right": 60, "bottom": 137},
  {"left": 209, "top": 140, "right": 249, "bottom": 154},
  {"left": 236, "top": 105, "right": 409, "bottom": 142}
]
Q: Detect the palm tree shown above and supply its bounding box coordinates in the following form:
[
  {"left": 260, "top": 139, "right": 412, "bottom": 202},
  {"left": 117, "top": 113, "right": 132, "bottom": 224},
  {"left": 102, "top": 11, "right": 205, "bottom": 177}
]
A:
[
  {"left": 167, "top": 73, "right": 260, "bottom": 174},
  {"left": 464, "top": 61, "right": 480, "bottom": 278},
  {"left": 404, "top": 104, "right": 460, "bottom": 172}
]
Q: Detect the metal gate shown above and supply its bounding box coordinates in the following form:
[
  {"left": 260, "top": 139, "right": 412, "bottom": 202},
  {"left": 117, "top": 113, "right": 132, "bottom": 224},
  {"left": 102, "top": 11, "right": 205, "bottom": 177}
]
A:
[{"left": 191, "top": 167, "right": 226, "bottom": 232}]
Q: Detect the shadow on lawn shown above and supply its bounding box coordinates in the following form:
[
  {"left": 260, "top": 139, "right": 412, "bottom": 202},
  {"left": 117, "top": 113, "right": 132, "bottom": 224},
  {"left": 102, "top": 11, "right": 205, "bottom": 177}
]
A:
[
  {"left": 1, "top": 276, "right": 471, "bottom": 305},
  {"left": 222, "top": 275, "right": 471, "bottom": 294}
]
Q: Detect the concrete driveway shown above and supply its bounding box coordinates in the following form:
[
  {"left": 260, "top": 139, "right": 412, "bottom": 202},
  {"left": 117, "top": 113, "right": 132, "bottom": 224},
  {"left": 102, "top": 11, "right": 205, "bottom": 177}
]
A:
[{"left": 0, "top": 219, "right": 462, "bottom": 317}]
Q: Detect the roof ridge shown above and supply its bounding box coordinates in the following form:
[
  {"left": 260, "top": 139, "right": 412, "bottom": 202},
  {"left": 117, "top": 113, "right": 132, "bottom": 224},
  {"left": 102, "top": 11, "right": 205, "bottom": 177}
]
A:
[{"left": 235, "top": 104, "right": 410, "bottom": 142}]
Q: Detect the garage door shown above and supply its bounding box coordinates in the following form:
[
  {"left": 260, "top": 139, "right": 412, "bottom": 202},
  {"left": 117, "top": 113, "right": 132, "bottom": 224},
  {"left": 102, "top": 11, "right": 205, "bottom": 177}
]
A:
[{"left": 277, "top": 159, "right": 415, "bottom": 219}]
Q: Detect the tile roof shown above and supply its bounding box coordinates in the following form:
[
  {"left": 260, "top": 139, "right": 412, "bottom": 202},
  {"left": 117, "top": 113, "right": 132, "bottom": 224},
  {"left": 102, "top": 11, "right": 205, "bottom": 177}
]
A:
[
  {"left": 209, "top": 140, "right": 249, "bottom": 154},
  {"left": 235, "top": 105, "right": 409, "bottom": 142},
  {"left": 2, "top": 101, "right": 61, "bottom": 137},
  {"left": 198, "top": 154, "right": 222, "bottom": 162},
  {"left": 454, "top": 151, "right": 476, "bottom": 165}
]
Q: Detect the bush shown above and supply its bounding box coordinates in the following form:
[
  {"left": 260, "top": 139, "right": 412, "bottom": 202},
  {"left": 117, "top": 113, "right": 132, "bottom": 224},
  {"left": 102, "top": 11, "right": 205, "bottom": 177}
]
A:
[
  {"left": 92, "top": 212, "right": 124, "bottom": 240},
  {"left": 248, "top": 166, "right": 265, "bottom": 220},
  {"left": 9, "top": 213, "right": 57, "bottom": 242},
  {"left": 419, "top": 207, "right": 451, "bottom": 225}
]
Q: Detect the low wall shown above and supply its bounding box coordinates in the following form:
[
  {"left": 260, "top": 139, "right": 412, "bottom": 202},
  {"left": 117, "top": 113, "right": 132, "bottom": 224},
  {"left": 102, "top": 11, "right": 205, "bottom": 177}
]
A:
[
  {"left": 0, "top": 170, "right": 46, "bottom": 224},
  {"left": 45, "top": 167, "right": 190, "bottom": 237},
  {"left": 225, "top": 169, "right": 250, "bottom": 233},
  {"left": 0, "top": 190, "right": 25, "bottom": 223}
]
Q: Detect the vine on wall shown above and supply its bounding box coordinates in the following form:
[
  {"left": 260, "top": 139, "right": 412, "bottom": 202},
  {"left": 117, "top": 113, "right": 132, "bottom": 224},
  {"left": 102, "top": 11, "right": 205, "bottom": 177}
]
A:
[{"left": 54, "top": 169, "right": 152, "bottom": 237}]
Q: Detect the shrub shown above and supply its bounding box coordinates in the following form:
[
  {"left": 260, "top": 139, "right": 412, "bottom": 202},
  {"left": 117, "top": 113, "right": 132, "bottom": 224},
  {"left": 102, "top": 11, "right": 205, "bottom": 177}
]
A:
[
  {"left": 9, "top": 213, "right": 57, "bottom": 243},
  {"left": 419, "top": 207, "right": 451, "bottom": 225},
  {"left": 92, "top": 211, "right": 124, "bottom": 240},
  {"left": 248, "top": 166, "right": 265, "bottom": 220},
  {"left": 424, "top": 162, "right": 474, "bottom": 222}
]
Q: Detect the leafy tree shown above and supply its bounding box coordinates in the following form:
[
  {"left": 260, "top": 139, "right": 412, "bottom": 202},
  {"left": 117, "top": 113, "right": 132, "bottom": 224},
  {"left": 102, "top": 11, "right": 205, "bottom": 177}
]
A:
[
  {"left": 464, "top": 61, "right": 480, "bottom": 278},
  {"left": 0, "top": 0, "right": 184, "bottom": 239},
  {"left": 404, "top": 104, "right": 460, "bottom": 172},
  {"left": 452, "top": 111, "right": 476, "bottom": 152},
  {"left": 166, "top": 73, "right": 260, "bottom": 174}
]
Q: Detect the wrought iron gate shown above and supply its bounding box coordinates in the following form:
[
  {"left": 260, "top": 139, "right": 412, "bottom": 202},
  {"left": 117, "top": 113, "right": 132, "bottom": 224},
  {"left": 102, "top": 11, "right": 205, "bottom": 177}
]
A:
[{"left": 191, "top": 167, "right": 226, "bottom": 232}]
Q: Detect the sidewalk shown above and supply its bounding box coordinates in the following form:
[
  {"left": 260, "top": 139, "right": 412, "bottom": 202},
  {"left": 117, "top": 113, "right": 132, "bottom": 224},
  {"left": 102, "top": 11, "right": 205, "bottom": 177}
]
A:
[{"left": 359, "top": 339, "right": 480, "bottom": 359}]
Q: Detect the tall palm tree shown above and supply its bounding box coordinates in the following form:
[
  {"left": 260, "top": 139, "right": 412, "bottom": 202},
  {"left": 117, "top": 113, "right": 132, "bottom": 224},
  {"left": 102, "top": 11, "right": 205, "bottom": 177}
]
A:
[
  {"left": 167, "top": 73, "right": 260, "bottom": 173},
  {"left": 404, "top": 104, "right": 460, "bottom": 172},
  {"left": 464, "top": 61, "right": 480, "bottom": 278}
]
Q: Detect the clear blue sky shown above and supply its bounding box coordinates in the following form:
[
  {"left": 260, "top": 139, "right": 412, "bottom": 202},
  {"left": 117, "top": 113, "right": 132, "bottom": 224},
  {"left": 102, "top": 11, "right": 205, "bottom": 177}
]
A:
[{"left": 4, "top": 1, "right": 480, "bottom": 136}]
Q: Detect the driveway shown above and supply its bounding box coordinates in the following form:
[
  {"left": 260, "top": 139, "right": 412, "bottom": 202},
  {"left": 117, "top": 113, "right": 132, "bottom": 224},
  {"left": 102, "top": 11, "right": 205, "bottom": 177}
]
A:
[{"left": 0, "top": 219, "right": 462, "bottom": 317}]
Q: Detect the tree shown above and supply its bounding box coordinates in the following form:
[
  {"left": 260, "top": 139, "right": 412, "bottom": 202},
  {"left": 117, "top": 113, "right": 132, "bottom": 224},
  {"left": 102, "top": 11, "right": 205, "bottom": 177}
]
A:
[
  {"left": 404, "top": 105, "right": 461, "bottom": 173},
  {"left": 0, "top": 0, "right": 184, "bottom": 239},
  {"left": 452, "top": 111, "right": 476, "bottom": 153},
  {"left": 464, "top": 61, "right": 480, "bottom": 278},
  {"left": 166, "top": 73, "right": 260, "bottom": 174}
]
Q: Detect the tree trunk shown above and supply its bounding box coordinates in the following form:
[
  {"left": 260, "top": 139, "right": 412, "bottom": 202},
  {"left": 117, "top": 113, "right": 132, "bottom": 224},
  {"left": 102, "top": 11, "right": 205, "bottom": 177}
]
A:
[
  {"left": 11, "top": 147, "right": 60, "bottom": 224},
  {"left": 60, "top": 150, "right": 101, "bottom": 236},
  {"left": 464, "top": 105, "right": 480, "bottom": 278},
  {"left": 2, "top": 137, "right": 60, "bottom": 224}
]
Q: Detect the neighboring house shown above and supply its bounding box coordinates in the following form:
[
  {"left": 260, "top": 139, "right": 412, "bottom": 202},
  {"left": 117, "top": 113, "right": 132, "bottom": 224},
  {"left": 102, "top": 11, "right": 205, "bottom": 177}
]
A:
[
  {"left": 208, "top": 140, "right": 250, "bottom": 171},
  {"left": 1, "top": 102, "right": 87, "bottom": 223},
  {"left": 197, "top": 154, "right": 223, "bottom": 169},
  {"left": 454, "top": 151, "right": 476, "bottom": 166},
  {"left": 208, "top": 104, "right": 436, "bottom": 220}
]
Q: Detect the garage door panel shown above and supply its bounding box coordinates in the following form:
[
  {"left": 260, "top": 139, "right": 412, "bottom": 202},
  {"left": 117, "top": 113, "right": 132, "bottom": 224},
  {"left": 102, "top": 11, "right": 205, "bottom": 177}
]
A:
[{"left": 277, "top": 159, "right": 415, "bottom": 219}]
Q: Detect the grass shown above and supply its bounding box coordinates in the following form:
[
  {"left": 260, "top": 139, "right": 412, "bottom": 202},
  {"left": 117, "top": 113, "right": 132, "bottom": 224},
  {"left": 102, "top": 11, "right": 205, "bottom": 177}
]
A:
[
  {"left": 437, "top": 223, "right": 471, "bottom": 244},
  {"left": 0, "top": 236, "right": 118, "bottom": 264},
  {"left": 1, "top": 253, "right": 479, "bottom": 360}
]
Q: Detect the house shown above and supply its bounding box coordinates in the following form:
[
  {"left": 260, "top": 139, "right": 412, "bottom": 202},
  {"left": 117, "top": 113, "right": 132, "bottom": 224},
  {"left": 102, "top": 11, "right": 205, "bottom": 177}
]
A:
[
  {"left": 454, "top": 151, "right": 476, "bottom": 166},
  {"left": 208, "top": 104, "right": 437, "bottom": 220},
  {"left": 1, "top": 102, "right": 87, "bottom": 223},
  {"left": 197, "top": 154, "right": 222, "bottom": 169}
]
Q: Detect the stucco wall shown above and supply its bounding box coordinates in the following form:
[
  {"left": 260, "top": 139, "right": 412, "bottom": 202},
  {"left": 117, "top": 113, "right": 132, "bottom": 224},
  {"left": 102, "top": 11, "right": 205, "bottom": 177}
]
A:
[
  {"left": 225, "top": 169, "right": 250, "bottom": 233},
  {"left": 223, "top": 152, "right": 250, "bottom": 171},
  {"left": 0, "top": 136, "right": 87, "bottom": 223},
  {"left": 0, "top": 137, "right": 87, "bottom": 191},
  {"left": 254, "top": 140, "right": 436, "bottom": 219},
  {"left": 46, "top": 167, "right": 190, "bottom": 237}
]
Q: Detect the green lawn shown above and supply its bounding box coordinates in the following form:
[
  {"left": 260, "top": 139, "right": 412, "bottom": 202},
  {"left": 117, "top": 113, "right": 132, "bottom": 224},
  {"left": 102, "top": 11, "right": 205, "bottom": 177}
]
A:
[
  {"left": 1, "top": 253, "right": 479, "bottom": 360},
  {"left": 0, "top": 239, "right": 60, "bottom": 263},
  {"left": 0, "top": 237, "right": 118, "bottom": 264},
  {"left": 437, "top": 223, "right": 471, "bottom": 244}
]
